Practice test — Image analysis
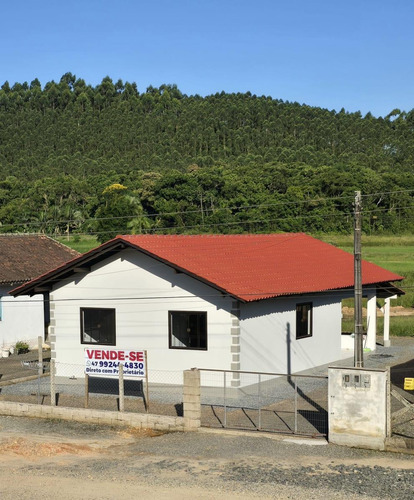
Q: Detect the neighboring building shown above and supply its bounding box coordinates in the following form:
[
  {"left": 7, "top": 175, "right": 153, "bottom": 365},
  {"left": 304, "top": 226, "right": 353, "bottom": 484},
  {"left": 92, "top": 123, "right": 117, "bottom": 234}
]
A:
[
  {"left": 0, "top": 234, "right": 79, "bottom": 350},
  {"left": 11, "top": 234, "right": 403, "bottom": 384}
]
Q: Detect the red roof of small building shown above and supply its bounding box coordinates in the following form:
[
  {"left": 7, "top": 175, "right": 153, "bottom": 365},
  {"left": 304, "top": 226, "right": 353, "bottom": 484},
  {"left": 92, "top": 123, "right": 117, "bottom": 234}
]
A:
[
  {"left": 119, "top": 234, "right": 403, "bottom": 301},
  {"left": 11, "top": 233, "right": 403, "bottom": 302}
]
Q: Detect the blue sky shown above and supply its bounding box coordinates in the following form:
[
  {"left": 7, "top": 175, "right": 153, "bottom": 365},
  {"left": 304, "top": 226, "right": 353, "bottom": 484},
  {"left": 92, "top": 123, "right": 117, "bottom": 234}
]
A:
[{"left": 1, "top": 0, "right": 413, "bottom": 117}]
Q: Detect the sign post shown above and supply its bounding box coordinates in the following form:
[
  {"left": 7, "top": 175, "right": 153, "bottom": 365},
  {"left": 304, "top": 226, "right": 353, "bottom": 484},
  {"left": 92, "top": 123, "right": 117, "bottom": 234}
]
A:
[
  {"left": 84, "top": 348, "right": 148, "bottom": 410},
  {"left": 144, "top": 350, "right": 149, "bottom": 413}
]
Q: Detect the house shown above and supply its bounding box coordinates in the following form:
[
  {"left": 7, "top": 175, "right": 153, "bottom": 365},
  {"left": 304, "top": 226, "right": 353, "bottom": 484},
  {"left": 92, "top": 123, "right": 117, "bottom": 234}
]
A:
[
  {"left": 0, "top": 234, "right": 80, "bottom": 350},
  {"left": 10, "top": 234, "right": 403, "bottom": 385}
]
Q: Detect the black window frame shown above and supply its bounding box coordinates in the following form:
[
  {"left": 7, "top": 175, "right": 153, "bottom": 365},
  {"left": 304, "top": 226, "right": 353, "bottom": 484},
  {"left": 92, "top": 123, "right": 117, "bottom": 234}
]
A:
[
  {"left": 296, "top": 302, "right": 313, "bottom": 340},
  {"left": 168, "top": 311, "right": 207, "bottom": 350},
  {"left": 80, "top": 307, "right": 116, "bottom": 346}
]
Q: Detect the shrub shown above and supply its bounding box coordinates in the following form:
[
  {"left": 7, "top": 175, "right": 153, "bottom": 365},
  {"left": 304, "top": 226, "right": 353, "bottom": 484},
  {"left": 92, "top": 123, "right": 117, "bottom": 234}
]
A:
[{"left": 15, "top": 341, "right": 30, "bottom": 354}]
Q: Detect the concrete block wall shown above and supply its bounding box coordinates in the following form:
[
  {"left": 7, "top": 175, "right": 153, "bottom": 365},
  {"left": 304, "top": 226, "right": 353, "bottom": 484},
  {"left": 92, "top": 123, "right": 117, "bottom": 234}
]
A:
[{"left": 0, "top": 401, "right": 194, "bottom": 431}]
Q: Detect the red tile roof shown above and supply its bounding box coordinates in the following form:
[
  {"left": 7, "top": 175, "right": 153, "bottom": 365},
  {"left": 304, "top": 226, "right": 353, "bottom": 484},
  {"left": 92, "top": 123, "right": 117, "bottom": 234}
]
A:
[
  {"left": 0, "top": 234, "right": 80, "bottom": 285},
  {"left": 120, "top": 234, "right": 403, "bottom": 301},
  {"left": 11, "top": 233, "right": 403, "bottom": 302}
]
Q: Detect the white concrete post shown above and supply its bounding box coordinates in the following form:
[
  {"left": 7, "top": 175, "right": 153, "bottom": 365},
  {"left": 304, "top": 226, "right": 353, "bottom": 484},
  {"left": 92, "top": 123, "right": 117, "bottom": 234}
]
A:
[
  {"left": 119, "top": 363, "right": 125, "bottom": 412},
  {"left": 38, "top": 336, "right": 43, "bottom": 378},
  {"left": 366, "top": 293, "right": 377, "bottom": 351},
  {"left": 383, "top": 297, "right": 391, "bottom": 347},
  {"left": 50, "top": 359, "right": 56, "bottom": 406},
  {"left": 383, "top": 295, "right": 396, "bottom": 347}
]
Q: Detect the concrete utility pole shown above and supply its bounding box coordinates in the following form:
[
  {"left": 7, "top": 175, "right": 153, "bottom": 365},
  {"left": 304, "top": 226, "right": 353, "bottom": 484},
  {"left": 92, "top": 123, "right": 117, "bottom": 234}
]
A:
[{"left": 354, "top": 191, "right": 364, "bottom": 367}]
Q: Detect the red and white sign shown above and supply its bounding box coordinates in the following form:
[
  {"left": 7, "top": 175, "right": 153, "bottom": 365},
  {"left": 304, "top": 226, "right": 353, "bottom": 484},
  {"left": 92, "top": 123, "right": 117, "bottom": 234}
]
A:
[{"left": 84, "top": 349, "right": 146, "bottom": 377}]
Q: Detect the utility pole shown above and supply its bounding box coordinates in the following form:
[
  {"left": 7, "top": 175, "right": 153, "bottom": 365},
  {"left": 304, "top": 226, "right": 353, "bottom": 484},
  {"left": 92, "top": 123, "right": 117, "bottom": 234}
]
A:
[{"left": 354, "top": 191, "right": 364, "bottom": 367}]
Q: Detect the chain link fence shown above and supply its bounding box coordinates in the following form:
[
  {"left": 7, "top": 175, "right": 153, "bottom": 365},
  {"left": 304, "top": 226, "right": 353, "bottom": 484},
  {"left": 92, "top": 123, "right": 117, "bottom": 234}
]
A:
[
  {"left": 199, "top": 369, "right": 328, "bottom": 437},
  {"left": 1, "top": 356, "right": 328, "bottom": 435},
  {"left": 0, "top": 360, "right": 183, "bottom": 418},
  {"left": 390, "top": 384, "right": 414, "bottom": 439}
]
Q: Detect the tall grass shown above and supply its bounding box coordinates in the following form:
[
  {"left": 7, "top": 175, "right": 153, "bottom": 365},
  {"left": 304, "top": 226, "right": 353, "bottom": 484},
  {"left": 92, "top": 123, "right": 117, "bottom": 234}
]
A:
[
  {"left": 321, "top": 234, "right": 414, "bottom": 337},
  {"left": 318, "top": 234, "right": 414, "bottom": 309},
  {"left": 342, "top": 316, "right": 414, "bottom": 337}
]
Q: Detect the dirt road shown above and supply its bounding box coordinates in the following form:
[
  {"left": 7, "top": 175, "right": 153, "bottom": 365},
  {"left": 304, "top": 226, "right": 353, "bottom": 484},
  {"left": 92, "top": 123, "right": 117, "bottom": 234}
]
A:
[{"left": 0, "top": 416, "right": 413, "bottom": 500}]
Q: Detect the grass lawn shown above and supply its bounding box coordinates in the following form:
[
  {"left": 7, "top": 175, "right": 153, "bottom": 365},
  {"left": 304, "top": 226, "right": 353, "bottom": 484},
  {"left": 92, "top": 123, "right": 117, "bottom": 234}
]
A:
[
  {"left": 318, "top": 234, "right": 414, "bottom": 336},
  {"left": 57, "top": 235, "right": 99, "bottom": 253}
]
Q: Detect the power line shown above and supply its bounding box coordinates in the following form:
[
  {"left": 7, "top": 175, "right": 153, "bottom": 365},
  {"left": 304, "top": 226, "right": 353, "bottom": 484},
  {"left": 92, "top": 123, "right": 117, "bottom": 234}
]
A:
[{"left": 2, "top": 188, "right": 414, "bottom": 230}]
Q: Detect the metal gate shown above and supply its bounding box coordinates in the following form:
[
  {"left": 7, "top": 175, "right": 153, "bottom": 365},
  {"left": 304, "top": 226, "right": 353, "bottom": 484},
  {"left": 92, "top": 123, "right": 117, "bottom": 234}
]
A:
[{"left": 199, "top": 369, "right": 328, "bottom": 437}]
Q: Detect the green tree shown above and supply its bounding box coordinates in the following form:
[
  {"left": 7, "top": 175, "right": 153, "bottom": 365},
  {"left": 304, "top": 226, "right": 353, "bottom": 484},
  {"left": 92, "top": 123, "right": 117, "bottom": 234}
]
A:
[{"left": 95, "top": 184, "right": 149, "bottom": 243}]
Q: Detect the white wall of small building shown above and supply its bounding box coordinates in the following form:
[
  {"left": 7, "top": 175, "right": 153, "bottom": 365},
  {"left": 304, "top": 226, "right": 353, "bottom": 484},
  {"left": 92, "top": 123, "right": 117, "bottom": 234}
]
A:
[
  {"left": 0, "top": 285, "right": 44, "bottom": 349},
  {"left": 49, "top": 249, "right": 234, "bottom": 381},
  {"left": 240, "top": 295, "right": 342, "bottom": 374},
  {"left": 48, "top": 248, "right": 345, "bottom": 384}
]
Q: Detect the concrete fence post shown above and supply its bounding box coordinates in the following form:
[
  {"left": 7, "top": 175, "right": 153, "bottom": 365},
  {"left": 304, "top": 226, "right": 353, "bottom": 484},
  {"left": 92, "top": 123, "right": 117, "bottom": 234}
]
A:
[
  {"left": 85, "top": 374, "right": 89, "bottom": 408},
  {"left": 50, "top": 359, "right": 56, "bottom": 406},
  {"left": 183, "top": 369, "right": 201, "bottom": 429},
  {"left": 38, "top": 336, "right": 43, "bottom": 378},
  {"left": 119, "top": 363, "right": 125, "bottom": 412},
  {"left": 386, "top": 367, "right": 391, "bottom": 438}
]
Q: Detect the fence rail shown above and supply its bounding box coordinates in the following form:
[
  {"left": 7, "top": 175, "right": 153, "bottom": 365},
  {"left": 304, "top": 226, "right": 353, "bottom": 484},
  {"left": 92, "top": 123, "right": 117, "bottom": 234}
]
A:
[{"left": 199, "top": 369, "right": 328, "bottom": 437}]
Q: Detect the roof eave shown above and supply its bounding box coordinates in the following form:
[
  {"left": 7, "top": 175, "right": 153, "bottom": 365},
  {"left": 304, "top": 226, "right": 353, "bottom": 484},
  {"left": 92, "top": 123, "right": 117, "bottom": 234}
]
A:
[
  {"left": 10, "top": 236, "right": 244, "bottom": 302},
  {"left": 10, "top": 238, "right": 127, "bottom": 297}
]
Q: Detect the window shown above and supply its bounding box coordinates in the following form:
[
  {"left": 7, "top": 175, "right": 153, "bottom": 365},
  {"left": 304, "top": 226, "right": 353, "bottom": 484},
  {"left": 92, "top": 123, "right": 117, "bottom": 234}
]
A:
[
  {"left": 296, "top": 302, "right": 312, "bottom": 339},
  {"left": 169, "top": 311, "right": 207, "bottom": 350},
  {"left": 80, "top": 308, "right": 116, "bottom": 345}
]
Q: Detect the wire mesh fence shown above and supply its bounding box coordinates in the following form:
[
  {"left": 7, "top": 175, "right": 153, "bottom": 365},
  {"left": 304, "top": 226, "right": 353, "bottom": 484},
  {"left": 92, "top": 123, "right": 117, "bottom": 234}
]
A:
[
  {"left": 199, "top": 370, "right": 328, "bottom": 437},
  {"left": 1, "top": 355, "right": 328, "bottom": 436},
  {"left": 0, "top": 359, "right": 184, "bottom": 418},
  {"left": 390, "top": 385, "right": 414, "bottom": 439}
]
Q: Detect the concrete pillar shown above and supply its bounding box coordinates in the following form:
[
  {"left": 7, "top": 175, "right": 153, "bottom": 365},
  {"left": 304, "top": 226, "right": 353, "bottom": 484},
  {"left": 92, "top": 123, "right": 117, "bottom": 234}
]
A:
[
  {"left": 366, "top": 293, "right": 377, "bottom": 351},
  {"left": 383, "top": 297, "right": 391, "bottom": 347},
  {"left": 383, "top": 295, "right": 396, "bottom": 347},
  {"left": 50, "top": 359, "right": 56, "bottom": 406},
  {"left": 183, "top": 369, "right": 201, "bottom": 429},
  {"left": 118, "top": 364, "right": 124, "bottom": 412}
]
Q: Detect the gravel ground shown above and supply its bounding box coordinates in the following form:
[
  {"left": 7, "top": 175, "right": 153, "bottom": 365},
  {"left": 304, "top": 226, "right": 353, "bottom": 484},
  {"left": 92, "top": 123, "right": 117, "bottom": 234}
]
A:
[
  {"left": 0, "top": 415, "right": 413, "bottom": 500},
  {"left": 1, "top": 340, "right": 414, "bottom": 498}
]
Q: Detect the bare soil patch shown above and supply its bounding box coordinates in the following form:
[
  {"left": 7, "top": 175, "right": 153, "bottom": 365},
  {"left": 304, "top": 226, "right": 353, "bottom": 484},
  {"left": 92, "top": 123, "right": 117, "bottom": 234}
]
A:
[{"left": 342, "top": 305, "right": 414, "bottom": 318}]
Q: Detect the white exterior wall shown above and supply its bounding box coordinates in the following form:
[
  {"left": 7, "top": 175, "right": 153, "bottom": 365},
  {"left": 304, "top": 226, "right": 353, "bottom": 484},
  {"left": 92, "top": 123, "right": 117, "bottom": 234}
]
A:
[
  {"left": 240, "top": 295, "right": 342, "bottom": 374},
  {"left": 0, "top": 285, "right": 44, "bottom": 349},
  {"left": 50, "top": 249, "right": 234, "bottom": 381}
]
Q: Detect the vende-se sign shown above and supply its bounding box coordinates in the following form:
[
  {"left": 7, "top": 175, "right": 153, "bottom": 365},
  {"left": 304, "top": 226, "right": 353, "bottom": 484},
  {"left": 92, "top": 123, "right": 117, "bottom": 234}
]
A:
[{"left": 84, "top": 349, "right": 146, "bottom": 377}]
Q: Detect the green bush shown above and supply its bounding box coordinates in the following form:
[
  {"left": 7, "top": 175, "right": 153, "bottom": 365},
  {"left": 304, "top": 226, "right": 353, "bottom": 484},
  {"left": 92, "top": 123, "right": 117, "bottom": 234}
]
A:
[{"left": 15, "top": 341, "right": 30, "bottom": 354}]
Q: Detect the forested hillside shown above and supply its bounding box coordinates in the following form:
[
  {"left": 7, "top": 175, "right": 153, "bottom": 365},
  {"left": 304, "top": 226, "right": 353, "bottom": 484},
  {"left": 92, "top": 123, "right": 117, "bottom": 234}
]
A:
[{"left": 1, "top": 73, "right": 414, "bottom": 242}]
